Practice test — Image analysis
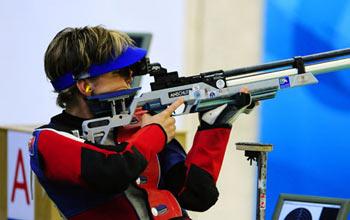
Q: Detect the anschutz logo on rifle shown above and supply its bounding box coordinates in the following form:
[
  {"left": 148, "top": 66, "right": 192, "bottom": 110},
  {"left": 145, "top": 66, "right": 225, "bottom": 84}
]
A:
[{"left": 168, "top": 89, "right": 192, "bottom": 98}]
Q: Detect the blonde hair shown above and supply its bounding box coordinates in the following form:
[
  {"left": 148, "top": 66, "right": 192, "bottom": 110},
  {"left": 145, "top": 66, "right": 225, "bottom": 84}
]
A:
[{"left": 44, "top": 26, "right": 134, "bottom": 108}]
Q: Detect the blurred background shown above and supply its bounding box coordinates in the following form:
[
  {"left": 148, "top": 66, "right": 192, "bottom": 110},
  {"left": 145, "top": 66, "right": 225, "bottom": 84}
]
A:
[{"left": 1, "top": 0, "right": 350, "bottom": 219}]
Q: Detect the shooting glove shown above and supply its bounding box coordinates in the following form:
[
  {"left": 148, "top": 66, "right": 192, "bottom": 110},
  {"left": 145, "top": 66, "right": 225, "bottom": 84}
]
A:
[{"left": 199, "top": 92, "right": 253, "bottom": 128}]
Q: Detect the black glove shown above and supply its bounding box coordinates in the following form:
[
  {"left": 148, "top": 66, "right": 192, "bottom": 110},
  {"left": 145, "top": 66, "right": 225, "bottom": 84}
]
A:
[{"left": 199, "top": 92, "right": 254, "bottom": 128}]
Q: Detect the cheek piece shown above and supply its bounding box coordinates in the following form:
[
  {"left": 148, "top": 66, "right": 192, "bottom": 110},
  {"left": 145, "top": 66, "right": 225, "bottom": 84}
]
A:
[{"left": 85, "top": 88, "right": 141, "bottom": 118}]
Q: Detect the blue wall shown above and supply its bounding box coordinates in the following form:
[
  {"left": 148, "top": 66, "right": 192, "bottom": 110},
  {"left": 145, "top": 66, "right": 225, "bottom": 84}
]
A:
[{"left": 263, "top": 1, "right": 350, "bottom": 219}]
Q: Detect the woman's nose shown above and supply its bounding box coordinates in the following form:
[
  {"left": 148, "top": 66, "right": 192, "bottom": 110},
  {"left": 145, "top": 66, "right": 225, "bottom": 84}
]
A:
[{"left": 126, "top": 70, "right": 133, "bottom": 84}]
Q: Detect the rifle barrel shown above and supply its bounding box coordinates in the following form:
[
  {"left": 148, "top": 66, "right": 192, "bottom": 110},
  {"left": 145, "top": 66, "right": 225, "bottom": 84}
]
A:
[
  {"left": 226, "top": 58, "right": 350, "bottom": 86},
  {"left": 224, "top": 48, "right": 350, "bottom": 77},
  {"left": 305, "top": 58, "right": 350, "bottom": 75}
]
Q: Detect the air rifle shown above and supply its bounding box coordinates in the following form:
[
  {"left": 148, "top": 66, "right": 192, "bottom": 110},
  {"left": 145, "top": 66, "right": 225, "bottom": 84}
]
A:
[{"left": 81, "top": 48, "right": 350, "bottom": 144}]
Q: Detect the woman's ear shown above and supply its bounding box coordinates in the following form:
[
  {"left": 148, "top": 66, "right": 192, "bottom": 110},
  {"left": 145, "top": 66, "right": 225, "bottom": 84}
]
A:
[{"left": 76, "top": 80, "right": 93, "bottom": 96}]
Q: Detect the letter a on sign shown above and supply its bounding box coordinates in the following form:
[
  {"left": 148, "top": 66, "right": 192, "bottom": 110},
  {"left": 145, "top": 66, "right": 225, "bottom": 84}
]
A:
[{"left": 11, "top": 148, "right": 30, "bottom": 205}]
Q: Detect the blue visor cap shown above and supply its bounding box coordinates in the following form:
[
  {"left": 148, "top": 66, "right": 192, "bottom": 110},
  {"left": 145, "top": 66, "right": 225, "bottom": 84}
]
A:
[{"left": 51, "top": 46, "right": 147, "bottom": 92}]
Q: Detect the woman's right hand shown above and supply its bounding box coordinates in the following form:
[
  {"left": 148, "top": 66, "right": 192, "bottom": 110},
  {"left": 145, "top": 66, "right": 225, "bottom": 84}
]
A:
[{"left": 141, "top": 98, "right": 184, "bottom": 143}]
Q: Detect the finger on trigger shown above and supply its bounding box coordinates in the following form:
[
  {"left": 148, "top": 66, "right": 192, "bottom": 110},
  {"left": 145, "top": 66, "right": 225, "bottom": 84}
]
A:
[{"left": 164, "top": 97, "right": 185, "bottom": 116}]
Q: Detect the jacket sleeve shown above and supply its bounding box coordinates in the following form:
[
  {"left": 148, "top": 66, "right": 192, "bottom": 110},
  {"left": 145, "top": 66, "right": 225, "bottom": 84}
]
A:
[
  {"left": 32, "top": 124, "right": 166, "bottom": 194},
  {"left": 162, "top": 126, "right": 231, "bottom": 211}
]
